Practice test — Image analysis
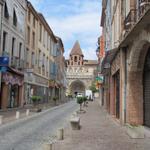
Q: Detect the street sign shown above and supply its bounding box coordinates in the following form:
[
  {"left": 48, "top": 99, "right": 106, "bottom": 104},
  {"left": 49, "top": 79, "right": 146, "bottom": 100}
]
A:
[{"left": 0, "top": 57, "right": 9, "bottom": 66}]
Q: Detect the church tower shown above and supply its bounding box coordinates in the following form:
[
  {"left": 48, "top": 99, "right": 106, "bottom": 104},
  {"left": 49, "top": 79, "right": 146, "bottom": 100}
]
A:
[{"left": 68, "top": 41, "right": 84, "bottom": 66}]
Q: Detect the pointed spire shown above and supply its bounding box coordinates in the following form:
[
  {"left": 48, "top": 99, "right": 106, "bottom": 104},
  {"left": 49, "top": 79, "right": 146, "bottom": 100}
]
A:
[{"left": 70, "top": 41, "right": 84, "bottom": 56}]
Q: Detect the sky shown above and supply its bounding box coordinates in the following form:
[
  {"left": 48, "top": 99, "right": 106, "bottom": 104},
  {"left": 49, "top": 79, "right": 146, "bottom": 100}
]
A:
[{"left": 29, "top": 0, "right": 102, "bottom": 60}]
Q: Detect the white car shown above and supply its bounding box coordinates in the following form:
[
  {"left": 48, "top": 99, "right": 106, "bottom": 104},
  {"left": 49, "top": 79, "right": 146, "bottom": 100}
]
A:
[{"left": 76, "top": 93, "right": 83, "bottom": 97}]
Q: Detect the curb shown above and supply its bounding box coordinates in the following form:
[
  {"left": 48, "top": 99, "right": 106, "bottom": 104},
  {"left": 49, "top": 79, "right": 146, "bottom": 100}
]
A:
[{"left": 0, "top": 101, "right": 73, "bottom": 130}]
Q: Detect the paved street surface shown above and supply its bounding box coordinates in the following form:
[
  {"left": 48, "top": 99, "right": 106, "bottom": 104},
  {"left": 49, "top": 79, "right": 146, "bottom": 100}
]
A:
[
  {"left": 0, "top": 100, "right": 78, "bottom": 150},
  {"left": 55, "top": 100, "right": 150, "bottom": 150}
]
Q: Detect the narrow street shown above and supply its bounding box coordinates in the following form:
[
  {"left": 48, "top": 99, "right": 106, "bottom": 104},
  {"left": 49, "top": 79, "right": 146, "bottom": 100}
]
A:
[{"left": 0, "top": 101, "right": 78, "bottom": 150}]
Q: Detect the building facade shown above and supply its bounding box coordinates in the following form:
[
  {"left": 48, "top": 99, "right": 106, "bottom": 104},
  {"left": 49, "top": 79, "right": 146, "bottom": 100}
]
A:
[
  {"left": 66, "top": 41, "right": 97, "bottom": 97},
  {"left": 24, "top": 2, "right": 59, "bottom": 104},
  {"left": 0, "top": 0, "right": 26, "bottom": 109},
  {"left": 0, "top": 0, "right": 66, "bottom": 109},
  {"left": 100, "top": 0, "right": 150, "bottom": 132}
]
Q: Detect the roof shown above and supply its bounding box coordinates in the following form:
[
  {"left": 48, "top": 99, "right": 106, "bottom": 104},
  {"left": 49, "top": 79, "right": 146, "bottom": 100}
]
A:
[
  {"left": 70, "top": 41, "right": 83, "bottom": 56},
  {"left": 84, "top": 60, "right": 98, "bottom": 65},
  {"left": 38, "top": 13, "right": 57, "bottom": 43}
]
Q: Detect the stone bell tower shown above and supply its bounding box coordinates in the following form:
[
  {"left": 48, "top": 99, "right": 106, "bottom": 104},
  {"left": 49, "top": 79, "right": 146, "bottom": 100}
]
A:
[{"left": 68, "top": 41, "right": 84, "bottom": 66}]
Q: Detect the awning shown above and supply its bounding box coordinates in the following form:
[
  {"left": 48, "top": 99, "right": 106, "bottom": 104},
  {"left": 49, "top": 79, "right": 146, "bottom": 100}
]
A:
[
  {"left": 101, "top": 48, "right": 118, "bottom": 74},
  {"left": 8, "top": 67, "right": 24, "bottom": 76}
]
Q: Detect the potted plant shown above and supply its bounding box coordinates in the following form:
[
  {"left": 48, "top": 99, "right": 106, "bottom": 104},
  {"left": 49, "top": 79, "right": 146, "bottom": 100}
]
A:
[
  {"left": 31, "top": 96, "right": 42, "bottom": 112},
  {"left": 53, "top": 96, "right": 58, "bottom": 105},
  {"left": 83, "top": 96, "right": 88, "bottom": 107},
  {"left": 77, "top": 97, "right": 83, "bottom": 111},
  {"left": 31, "top": 96, "right": 38, "bottom": 106}
]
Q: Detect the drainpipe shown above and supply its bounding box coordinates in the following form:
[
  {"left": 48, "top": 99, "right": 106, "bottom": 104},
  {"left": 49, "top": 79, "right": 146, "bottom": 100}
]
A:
[
  {"left": 123, "top": 47, "right": 127, "bottom": 124},
  {"left": 0, "top": 2, "right": 4, "bottom": 101}
]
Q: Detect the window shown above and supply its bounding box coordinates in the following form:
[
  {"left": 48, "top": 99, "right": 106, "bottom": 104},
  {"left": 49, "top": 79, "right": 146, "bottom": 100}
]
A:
[
  {"left": 2, "top": 31, "right": 7, "bottom": 52},
  {"left": 31, "top": 52, "right": 35, "bottom": 66},
  {"left": 11, "top": 37, "right": 15, "bottom": 57},
  {"left": 38, "top": 50, "right": 42, "bottom": 67},
  {"left": 42, "top": 54, "right": 45, "bottom": 67},
  {"left": 33, "top": 17, "right": 35, "bottom": 28},
  {"left": 27, "top": 26, "right": 30, "bottom": 44},
  {"left": 32, "top": 31, "right": 35, "bottom": 49},
  {"left": 43, "top": 30, "right": 45, "bottom": 47},
  {"left": 28, "top": 10, "right": 30, "bottom": 22},
  {"left": 25, "top": 49, "right": 29, "bottom": 63},
  {"left": 74, "top": 56, "right": 77, "bottom": 62},
  {"left": 13, "top": 9, "right": 17, "bottom": 26},
  {"left": 4, "top": 3, "right": 9, "bottom": 19},
  {"left": 39, "top": 24, "right": 42, "bottom": 42},
  {"left": 19, "top": 43, "right": 22, "bottom": 60}
]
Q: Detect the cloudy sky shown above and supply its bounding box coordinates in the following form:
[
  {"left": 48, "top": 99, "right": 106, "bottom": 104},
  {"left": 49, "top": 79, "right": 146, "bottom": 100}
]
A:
[{"left": 29, "top": 0, "right": 102, "bottom": 59}]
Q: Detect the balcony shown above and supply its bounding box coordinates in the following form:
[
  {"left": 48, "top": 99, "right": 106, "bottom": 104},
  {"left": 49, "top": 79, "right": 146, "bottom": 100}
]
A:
[
  {"left": 11, "top": 57, "right": 24, "bottom": 70},
  {"left": 18, "top": 59, "right": 24, "bottom": 70},
  {"left": 124, "top": 9, "right": 137, "bottom": 31},
  {"left": 139, "top": 0, "right": 150, "bottom": 17},
  {"left": 11, "top": 56, "right": 18, "bottom": 68}
]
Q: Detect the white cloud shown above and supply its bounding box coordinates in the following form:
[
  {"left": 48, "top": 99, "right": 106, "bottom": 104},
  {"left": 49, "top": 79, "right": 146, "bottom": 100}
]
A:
[{"left": 29, "top": 0, "right": 102, "bottom": 60}]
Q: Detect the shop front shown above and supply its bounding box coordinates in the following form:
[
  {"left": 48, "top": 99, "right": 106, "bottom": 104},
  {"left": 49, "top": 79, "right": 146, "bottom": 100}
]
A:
[
  {"left": 24, "top": 73, "right": 49, "bottom": 104},
  {"left": 0, "top": 70, "right": 24, "bottom": 109}
]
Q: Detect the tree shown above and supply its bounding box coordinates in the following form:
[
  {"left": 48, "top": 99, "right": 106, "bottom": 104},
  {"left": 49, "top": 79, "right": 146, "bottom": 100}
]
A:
[{"left": 89, "top": 82, "right": 98, "bottom": 98}]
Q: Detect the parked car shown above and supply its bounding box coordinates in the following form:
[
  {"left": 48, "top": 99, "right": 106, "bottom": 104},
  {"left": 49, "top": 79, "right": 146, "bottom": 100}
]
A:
[{"left": 76, "top": 93, "right": 83, "bottom": 97}]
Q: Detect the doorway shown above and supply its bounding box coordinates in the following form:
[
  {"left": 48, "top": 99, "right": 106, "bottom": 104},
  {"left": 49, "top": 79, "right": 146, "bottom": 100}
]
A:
[{"left": 144, "top": 48, "right": 150, "bottom": 127}]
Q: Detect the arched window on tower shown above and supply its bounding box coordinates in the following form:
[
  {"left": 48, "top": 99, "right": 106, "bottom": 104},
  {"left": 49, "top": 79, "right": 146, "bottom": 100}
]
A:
[{"left": 74, "top": 56, "right": 77, "bottom": 62}]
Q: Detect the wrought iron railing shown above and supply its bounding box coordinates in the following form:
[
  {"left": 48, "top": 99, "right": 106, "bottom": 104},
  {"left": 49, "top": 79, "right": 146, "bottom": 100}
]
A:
[
  {"left": 11, "top": 56, "right": 18, "bottom": 68},
  {"left": 124, "top": 9, "right": 137, "bottom": 31},
  {"left": 139, "top": 0, "right": 150, "bottom": 17}
]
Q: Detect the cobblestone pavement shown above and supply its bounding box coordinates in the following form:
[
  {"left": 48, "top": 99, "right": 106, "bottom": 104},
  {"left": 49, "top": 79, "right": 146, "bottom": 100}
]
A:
[
  {"left": 0, "top": 100, "right": 78, "bottom": 150},
  {"left": 55, "top": 100, "right": 150, "bottom": 150}
]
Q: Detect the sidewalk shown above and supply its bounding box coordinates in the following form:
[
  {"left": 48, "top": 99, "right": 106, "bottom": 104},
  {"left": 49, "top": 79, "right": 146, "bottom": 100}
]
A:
[
  {"left": 55, "top": 100, "right": 150, "bottom": 150},
  {"left": 0, "top": 99, "right": 70, "bottom": 125}
]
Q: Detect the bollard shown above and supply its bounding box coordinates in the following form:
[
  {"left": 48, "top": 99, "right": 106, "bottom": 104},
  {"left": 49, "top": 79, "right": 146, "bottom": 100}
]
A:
[
  {"left": 16, "top": 111, "right": 20, "bottom": 119},
  {"left": 0, "top": 115, "right": 3, "bottom": 125},
  {"left": 57, "top": 128, "right": 64, "bottom": 140},
  {"left": 26, "top": 109, "right": 30, "bottom": 116},
  {"left": 43, "top": 142, "right": 53, "bottom": 150}
]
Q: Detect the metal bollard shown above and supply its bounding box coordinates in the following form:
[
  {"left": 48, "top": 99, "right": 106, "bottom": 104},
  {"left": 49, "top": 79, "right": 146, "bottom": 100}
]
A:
[
  {"left": 26, "top": 109, "right": 30, "bottom": 116},
  {"left": 43, "top": 142, "right": 53, "bottom": 150},
  {"left": 0, "top": 115, "right": 3, "bottom": 125},
  {"left": 16, "top": 111, "right": 20, "bottom": 119},
  {"left": 57, "top": 128, "right": 64, "bottom": 140}
]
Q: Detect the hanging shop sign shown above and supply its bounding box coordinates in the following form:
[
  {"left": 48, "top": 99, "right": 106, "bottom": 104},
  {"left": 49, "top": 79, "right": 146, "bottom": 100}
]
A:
[{"left": 0, "top": 57, "right": 9, "bottom": 66}]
